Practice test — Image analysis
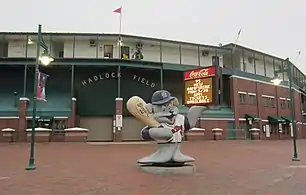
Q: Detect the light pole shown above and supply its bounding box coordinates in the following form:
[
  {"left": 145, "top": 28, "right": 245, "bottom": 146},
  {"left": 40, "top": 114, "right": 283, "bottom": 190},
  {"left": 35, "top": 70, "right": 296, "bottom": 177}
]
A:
[
  {"left": 271, "top": 58, "right": 300, "bottom": 162},
  {"left": 26, "top": 24, "right": 54, "bottom": 170}
]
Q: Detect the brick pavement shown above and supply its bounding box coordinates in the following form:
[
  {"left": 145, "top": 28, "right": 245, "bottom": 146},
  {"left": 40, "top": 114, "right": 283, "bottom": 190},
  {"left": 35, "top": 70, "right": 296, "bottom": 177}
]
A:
[{"left": 0, "top": 140, "right": 305, "bottom": 195}]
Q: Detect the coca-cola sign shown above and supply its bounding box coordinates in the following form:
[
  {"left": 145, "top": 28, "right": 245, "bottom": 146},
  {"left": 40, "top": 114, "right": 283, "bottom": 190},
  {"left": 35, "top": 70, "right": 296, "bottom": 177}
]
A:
[{"left": 184, "top": 67, "right": 216, "bottom": 81}]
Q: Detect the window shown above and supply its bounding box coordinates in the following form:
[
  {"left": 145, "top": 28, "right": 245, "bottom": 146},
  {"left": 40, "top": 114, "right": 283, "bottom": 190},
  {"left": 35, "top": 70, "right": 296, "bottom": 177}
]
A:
[
  {"left": 0, "top": 39, "right": 8, "bottom": 57},
  {"left": 287, "top": 100, "right": 290, "bottom": 109},
  {"left": 263, "top": 97, "right": 275, "bottom": 107},
  {"left": 59, "top": 51, "right": 64, "bottom": 58},
  {"left": 280, "top": 99, "right": 286, "bottom": 109},
  {"left": 104, "top": 45, "right": 113, "bottom": 58},
  {"left": 121, "top": 46, "right": 130, "bottom": 59},
  {"left": 249, "top": 95, "right": 256, "bottom": 105},
  {"left": 239, "top": 93, "right": 246, "bottom": 104},
  {"left": 263, "top": 97, "right": 268, "bottom": 107}
]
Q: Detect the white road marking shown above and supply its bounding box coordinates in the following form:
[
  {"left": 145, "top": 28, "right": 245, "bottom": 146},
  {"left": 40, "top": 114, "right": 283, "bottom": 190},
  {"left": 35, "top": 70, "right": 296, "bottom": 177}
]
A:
[{"left": 287, "top": 165, "right": 306, "bottom": 168}]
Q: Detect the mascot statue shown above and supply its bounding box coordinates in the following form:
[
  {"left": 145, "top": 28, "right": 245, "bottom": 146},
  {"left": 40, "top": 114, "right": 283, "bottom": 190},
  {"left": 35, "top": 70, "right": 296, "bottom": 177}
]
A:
[{"left": 127, "top": 90, "right": 206, "bottom": 166}]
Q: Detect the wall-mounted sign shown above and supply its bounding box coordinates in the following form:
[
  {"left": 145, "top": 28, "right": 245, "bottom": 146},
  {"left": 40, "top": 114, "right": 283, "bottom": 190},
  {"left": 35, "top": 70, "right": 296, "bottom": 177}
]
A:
[
  {"left": 184, "top": 67, "right": 216, "bottom": 81},
  {"left": 81, "top": 72, "right": 156, "bottom": 88},
  {"left": 183, "top": 66, "right": 216, "bottom": 106},
  {"left": 184, "top": 78, "right": 213, "bottom": 104}
]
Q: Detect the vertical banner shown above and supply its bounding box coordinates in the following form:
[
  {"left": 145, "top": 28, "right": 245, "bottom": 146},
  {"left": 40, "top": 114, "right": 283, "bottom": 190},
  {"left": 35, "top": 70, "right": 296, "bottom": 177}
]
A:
[{"left": 37, "top": 71, "right": 49, "bottom": 102}]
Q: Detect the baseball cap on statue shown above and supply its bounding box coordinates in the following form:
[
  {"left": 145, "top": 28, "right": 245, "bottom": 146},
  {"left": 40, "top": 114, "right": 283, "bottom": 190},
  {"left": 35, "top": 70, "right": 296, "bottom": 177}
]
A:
[{"left": 151, "top": 90, "right": 175, "bottom": 105}]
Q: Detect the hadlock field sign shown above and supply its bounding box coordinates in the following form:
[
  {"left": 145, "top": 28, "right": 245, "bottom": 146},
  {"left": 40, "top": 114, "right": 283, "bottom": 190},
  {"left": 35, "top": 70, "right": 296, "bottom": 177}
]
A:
[{"left": 81, "top": 72, "right": 156, "bottom": 88}]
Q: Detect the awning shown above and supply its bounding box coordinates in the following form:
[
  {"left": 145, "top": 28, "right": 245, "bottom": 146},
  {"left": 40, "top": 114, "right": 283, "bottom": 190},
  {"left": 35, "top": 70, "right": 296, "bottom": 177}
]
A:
[
  {"left": 281, "top": 116, "right": 292, "bottom": 123},
  {"left": 268, "top": 116, "right": 286, "bottom": 123},
  {"left": 245, "top": 114, "right": 260, "bottom": 121}
]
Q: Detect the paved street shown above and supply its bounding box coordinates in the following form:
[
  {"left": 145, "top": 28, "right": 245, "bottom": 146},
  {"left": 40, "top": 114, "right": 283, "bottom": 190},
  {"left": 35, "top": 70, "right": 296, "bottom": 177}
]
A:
[{"left": 1, "top": 140, "right": 306, "bottom": 195}]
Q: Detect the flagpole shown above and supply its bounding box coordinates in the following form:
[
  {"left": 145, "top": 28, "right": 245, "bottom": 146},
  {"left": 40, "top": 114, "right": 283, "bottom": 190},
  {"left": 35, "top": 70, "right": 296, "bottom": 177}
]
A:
[
  {"left": 293, "top": 50, "right": 301, "bottom": 64},
  {"left": 117, "top": 6, "right": 122, "bottom": 98},
  {"left": 114, "top": 6, "right": 123, "bottom": 140},
  {"left": 232, "top": 29, "right": 242, "bottom": 54}
]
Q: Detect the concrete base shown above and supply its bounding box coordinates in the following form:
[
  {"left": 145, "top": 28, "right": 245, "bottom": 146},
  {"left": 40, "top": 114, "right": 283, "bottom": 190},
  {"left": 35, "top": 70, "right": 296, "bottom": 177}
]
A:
[{"left": 138, "top": 164, "right": 196, "bottom": 176}]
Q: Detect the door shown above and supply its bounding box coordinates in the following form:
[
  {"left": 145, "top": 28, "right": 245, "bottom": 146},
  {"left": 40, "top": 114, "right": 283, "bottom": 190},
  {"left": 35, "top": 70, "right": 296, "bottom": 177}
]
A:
[
  {"left": 80, "top": 117, "right": 113, "bottom": 141},
  {"left": 121, "top": 117, "right": 145, "bottom": 141},
  {"left": 227, "top": 121, "right": 236, "bottom": 140}
]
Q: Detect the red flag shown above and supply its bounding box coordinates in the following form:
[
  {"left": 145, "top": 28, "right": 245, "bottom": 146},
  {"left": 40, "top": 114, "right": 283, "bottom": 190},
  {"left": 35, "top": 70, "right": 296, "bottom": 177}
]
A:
[{"left": 113, "top": 7, "right": 122, "bottom": 14}]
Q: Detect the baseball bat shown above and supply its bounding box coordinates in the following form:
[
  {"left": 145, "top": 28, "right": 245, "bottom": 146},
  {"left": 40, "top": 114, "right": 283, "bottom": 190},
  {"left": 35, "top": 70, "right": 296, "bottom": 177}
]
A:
[{"left": 126, "top": 96, "right": 160, "bottom": 127}]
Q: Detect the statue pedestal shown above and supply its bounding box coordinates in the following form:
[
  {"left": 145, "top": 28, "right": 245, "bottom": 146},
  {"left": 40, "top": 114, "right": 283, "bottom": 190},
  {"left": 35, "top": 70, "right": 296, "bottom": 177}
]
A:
[{"left": 138, "top": 163, "right": 196, "bottom": 175}]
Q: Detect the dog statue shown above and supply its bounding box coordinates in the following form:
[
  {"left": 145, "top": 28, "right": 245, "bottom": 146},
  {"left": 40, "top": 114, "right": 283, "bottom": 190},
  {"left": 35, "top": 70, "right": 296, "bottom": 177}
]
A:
[{"left": 138, "top": 90, "right": 206, "bottom": 165}]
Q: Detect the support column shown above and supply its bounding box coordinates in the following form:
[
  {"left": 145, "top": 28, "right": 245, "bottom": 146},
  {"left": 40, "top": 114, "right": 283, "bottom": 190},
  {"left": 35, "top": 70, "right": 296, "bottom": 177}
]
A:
[
  {"left": 25, "top": 34, "right": 29, "bottom": 58},
  {"left": 253, "top": 52, "right": 256, "bottom": 74},
  {"left": 67, "top": 98, "right": 77, "bottom": 128},
  {"left": 95, "top": 34, "right": 99, "bottom": 58},
  {"left": 114, "top": 98, "right": 123, "bottom": 142},
  {"left": 160, "top": 66, "right": 163, "bottom": 89},
  {"left": 179, "top": 44, "right": 182, "bottom": 64},
  {"left": 23, "top": 65, "right": 27, "bottom": 97},
  {"left": 263, "top": 55, "right": 267, "bottom": 77},
  {"left": 159, "top": 41, "right": 162, "bottom": 62},
  {"left": 18, "top": 97, "right": 29, "bottom": 142},
  {"left": 197, "top": 46, "right": 200, "bottom": 66},
  {"left": 72, "top": 35, "right": 76, "bottom": 58},
  {"left": 242, "top": 49, "right": 246, "bottom": 72}
]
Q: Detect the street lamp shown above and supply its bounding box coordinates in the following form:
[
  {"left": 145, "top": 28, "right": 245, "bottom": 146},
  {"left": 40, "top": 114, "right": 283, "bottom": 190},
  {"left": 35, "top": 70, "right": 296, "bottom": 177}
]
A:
[
  {"left": 25, "top": 24, "right": 53, "bottom": 171},
  {"left": 271, "top": 58, "right": 300, "bottom": 162}
]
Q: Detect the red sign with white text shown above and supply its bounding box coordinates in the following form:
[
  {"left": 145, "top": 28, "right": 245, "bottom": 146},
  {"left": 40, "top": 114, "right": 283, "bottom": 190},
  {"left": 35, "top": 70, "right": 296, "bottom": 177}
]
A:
[{"left": 184, "top": 67, "right": 216, "bottom": 81}]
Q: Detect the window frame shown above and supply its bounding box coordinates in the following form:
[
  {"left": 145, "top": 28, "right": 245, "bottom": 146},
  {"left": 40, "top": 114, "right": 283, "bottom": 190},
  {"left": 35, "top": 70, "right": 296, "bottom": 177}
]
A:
[
  {"left": 239, "top": 93, "right": 246, "bottom": 104},
  {"left": 249, "top": 94, "right": 256, "bottom": 105},
  {"left": 103, "top": 45, "right": 113, "bottom": 58}
]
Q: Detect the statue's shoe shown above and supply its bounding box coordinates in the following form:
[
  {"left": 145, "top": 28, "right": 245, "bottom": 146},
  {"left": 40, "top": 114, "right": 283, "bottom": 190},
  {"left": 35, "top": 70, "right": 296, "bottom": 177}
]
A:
[
  {"left": 172, "top": 150, "right": 195, "bottom": 162},
  {"left": 137, "top": 143, "right": 177, "bottom": 164}
]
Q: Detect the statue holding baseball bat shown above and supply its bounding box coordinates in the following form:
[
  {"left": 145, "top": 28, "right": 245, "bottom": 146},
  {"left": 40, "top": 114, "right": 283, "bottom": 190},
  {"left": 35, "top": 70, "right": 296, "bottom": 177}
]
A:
[{"left": 127, "top": 90, "right": 206, "bottom": 166}]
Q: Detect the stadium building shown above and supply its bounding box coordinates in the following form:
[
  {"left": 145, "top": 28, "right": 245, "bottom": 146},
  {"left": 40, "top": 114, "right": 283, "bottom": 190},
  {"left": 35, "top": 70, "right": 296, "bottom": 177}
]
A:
[{"left": 0, "top": 32, "right": 305, "bottom": 142}]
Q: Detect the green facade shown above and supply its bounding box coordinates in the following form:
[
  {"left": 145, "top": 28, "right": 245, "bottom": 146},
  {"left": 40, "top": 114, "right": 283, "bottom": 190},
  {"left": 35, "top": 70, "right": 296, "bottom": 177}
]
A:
[
  {"left": 0, "top": 66, "right": 23, "bottom": 116},
  {"left": 74, "top": 66, "right": 183, "bottom": 116},
  {"left": 0, "top": 61, "right": 236, "bottom": 119}
]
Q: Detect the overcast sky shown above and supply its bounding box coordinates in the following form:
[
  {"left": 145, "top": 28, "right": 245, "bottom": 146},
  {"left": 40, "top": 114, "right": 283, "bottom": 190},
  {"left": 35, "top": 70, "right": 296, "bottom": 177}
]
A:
[{"left": 1, "top": 0, "right": 305, "bottom": 73}]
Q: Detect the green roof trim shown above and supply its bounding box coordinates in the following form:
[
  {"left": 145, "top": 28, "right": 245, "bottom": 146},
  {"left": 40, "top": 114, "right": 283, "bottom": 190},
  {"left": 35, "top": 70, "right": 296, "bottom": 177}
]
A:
[
  {"left": 178, "top": 105, "right": 234, "bottom": 119},
  {"left": 268, "top": 116, "right": 286, "bottom": 123},
  {"left": 245, "top": 114, "right": 260, "bottom": 121},
  {"left": 0, "top": 110, "right": 19, "bottom": 117},
  {"left": 281, "top": 116, "right": 292, "bottom": 123}
]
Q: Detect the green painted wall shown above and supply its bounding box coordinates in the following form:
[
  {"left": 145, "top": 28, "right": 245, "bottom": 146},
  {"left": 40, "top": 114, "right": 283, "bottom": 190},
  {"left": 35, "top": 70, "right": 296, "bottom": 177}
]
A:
[
  {"left": 0, "top": 66, "right": 24, "bottom": 115},
  {"left": 25, "top": 66, "right": 72, "bottom": 116},
  {"left": 0, "top": 64, "right": 186, "bottom": 117},
  {"left": 74, "top": 67, "right": 184, "bottom": 116},
  {"left": 163, "top": 70, "right": 184, "bottom": 103},
  {"left": 222, "top": 75, "right": 231, "bottom": 105}
]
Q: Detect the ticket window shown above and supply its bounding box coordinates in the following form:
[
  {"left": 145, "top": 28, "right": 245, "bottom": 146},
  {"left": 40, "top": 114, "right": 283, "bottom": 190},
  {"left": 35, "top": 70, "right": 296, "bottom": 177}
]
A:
[{"left": 26, "top": 118, "right": 53, "bottom": 129}]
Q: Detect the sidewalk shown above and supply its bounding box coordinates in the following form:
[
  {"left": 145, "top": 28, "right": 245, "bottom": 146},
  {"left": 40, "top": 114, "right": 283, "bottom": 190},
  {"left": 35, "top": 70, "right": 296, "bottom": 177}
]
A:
[{"left": 1, "top": 140, "right": 305, "bottom": 195}]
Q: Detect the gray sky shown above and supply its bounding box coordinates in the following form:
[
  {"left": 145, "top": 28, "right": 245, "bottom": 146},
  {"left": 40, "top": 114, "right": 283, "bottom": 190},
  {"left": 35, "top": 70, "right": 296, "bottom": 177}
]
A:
[{"left": 1, "top": 0, "right": 305, "bottom": 73}]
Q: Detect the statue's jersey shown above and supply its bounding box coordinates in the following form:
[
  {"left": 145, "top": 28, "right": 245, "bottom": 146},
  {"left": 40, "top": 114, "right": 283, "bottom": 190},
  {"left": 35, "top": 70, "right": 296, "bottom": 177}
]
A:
[{"left": 161, "top": 114, "right": 185, "bottom": 143}]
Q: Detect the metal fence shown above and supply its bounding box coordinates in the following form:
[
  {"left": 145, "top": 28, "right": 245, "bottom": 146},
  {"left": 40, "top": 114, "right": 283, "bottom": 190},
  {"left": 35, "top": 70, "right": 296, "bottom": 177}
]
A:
[{"left": 226, "top": 129, "right": 249, "bottom": 140}]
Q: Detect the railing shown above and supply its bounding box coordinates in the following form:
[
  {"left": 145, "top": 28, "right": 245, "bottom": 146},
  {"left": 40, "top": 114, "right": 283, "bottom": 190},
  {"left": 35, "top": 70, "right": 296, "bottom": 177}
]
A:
[{"left": 226, "top": 129, "right": 248, "bottom": 140}]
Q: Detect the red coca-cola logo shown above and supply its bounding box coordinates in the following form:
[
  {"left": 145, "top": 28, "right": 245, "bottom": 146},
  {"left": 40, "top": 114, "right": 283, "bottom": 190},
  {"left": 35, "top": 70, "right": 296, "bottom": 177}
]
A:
[{"left": 184, "top": 67, "right": 215, "bottom": 80}]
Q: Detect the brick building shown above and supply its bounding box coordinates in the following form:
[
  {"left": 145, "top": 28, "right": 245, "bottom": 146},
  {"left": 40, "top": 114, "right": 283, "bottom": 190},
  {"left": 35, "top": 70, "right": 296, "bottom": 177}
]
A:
[{"left": 0, "top": 32, "right": 305, "bottom": 142}]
